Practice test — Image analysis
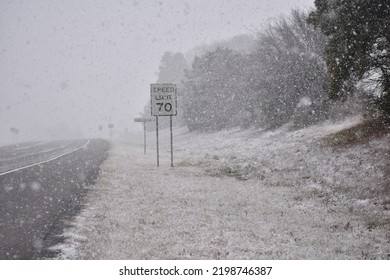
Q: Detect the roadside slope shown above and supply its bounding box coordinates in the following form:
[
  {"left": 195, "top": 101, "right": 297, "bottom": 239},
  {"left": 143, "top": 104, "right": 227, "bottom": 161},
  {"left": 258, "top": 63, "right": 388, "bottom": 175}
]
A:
[{"left": 53, "top": 119, "right": 389, "bottom": 259}]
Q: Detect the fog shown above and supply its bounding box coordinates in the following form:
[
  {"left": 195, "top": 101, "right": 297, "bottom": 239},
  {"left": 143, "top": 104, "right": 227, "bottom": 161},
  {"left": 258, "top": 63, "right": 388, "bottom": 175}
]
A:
[{"left": 0, "top": 0, "right": 313, "bottom": 144}]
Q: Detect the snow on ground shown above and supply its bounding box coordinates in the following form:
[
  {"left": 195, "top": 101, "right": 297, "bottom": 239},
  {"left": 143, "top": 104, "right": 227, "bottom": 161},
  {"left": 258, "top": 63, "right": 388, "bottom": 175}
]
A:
[{"left": 52, "top": 117, "right": 390, "bottom": 259}]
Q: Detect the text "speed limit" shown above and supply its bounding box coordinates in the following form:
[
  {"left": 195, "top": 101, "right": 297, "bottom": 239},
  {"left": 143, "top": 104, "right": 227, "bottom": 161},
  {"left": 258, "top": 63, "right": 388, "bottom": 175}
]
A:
[{"left": 151, "top": 84, "right": 177, "bottom": 116}]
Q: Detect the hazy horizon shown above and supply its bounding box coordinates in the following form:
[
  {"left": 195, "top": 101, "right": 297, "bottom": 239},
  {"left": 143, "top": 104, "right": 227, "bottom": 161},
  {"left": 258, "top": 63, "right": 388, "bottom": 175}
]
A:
[{"left": 0, "top": 0, "right": 314, "bottom": 144}]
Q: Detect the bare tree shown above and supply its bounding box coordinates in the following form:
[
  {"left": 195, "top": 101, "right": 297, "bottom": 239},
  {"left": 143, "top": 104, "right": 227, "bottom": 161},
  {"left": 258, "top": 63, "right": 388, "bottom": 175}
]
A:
[{"left": 251, "top": 10, "right": 329, "bottom": 128}]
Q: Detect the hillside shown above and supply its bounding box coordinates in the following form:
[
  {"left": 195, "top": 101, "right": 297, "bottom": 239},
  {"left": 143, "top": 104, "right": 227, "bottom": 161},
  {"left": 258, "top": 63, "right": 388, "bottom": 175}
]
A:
[
  {"left": 172, "top": 117, "right": 390, "bottom": 228},
  {"left": 53, "top": 116, "right": 390, "bottom": 259}
]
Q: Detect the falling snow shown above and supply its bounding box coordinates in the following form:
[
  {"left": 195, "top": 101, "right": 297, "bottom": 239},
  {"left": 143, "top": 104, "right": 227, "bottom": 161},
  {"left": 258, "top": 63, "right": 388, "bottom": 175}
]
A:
[{"left": 53, "top": 118, "right": 389, "bottom": 259}]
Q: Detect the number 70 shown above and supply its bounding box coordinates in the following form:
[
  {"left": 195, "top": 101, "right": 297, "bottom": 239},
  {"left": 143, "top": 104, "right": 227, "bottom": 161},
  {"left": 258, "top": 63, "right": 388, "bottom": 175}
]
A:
[{"left": 156, "top": 102, "right": 172, "bottom": 112}]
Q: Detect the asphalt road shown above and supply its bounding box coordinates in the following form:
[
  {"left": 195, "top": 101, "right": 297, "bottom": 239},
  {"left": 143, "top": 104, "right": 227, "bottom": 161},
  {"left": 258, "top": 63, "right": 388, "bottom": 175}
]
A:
[{"left": 0, "top": 139, "right": 109, "bottom": 259}]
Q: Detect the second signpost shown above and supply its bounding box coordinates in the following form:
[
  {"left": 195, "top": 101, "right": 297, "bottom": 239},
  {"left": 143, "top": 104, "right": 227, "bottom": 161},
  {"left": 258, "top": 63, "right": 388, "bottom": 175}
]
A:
[{"left": 150, "top": 83, "right": 177, "bottom": 167}]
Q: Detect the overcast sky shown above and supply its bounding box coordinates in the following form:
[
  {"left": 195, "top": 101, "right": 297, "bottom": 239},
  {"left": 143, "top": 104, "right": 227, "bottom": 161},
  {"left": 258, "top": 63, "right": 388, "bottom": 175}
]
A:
[{"left": 0, "top": 0, "right": 314, "bottom": 143}]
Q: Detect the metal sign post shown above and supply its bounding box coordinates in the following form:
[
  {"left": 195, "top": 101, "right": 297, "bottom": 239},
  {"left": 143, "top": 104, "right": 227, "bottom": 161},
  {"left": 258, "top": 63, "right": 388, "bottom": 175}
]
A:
[
  {"left": 151, "top": 83, "right": 177, "bottom": 167},
  {"left": 143, "top": 122, "right": 146, "bottom": 154},
  {"left": 98, "top": 125, "right": 103, "bottom": 138},
  {"left": 10, "top": 127, "right": 19, "bottom": 144},
  {"left": 108, "top": 123, "right": 114, "bottom": 139},
  {"left": 134, "top": 118, "right": 152, "bottom": 154},
  {"left": 156, "top": 116, "right": 159, "bottom": 166},
  {"left": 170, "top": 115, "right": 173, "bottom": 167}
]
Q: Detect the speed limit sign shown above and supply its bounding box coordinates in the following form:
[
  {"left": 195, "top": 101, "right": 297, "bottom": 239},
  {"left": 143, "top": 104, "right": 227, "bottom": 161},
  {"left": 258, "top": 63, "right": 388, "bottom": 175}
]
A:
[{"left": 150, "top": 83, "right": 177, "bottom": 116}]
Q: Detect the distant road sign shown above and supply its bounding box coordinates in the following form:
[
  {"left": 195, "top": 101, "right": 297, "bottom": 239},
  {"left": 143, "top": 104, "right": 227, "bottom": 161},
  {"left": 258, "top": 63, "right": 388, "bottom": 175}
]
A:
[
  {"left": 150, "top": 83, "right": 177, "bottom": 116},
  {"left": 134, "top": 118, "right": 153, "bottom": 122}
]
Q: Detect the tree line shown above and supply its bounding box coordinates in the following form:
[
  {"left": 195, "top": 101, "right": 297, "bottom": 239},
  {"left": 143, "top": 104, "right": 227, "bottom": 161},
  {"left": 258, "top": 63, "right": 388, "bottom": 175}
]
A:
[{"left": 145, "top": 2, "right": 390, "bottom": 132}]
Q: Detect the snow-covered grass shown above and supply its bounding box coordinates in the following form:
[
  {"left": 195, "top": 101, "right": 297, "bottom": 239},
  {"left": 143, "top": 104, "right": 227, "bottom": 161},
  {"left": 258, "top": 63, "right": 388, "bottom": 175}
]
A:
[{"left": 51, "top": 117, "right": 390, "bottom": 259}]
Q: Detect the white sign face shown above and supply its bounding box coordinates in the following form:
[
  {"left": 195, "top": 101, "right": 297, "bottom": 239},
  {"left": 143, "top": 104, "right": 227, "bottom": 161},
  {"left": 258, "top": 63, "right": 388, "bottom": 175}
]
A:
[{"left": 150, "top": 83, "right": 177, "bottom": 116}]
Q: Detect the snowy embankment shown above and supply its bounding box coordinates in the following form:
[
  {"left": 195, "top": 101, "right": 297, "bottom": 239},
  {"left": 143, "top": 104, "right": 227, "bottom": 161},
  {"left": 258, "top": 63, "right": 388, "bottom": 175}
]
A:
[{"left": 52, "top": 117, "right": 389, "bottom": 259}]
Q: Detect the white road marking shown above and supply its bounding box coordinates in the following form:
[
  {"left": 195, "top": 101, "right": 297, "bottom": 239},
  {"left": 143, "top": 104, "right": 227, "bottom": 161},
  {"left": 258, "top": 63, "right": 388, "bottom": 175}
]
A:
[{"left": 0, "top": 140, "right": 90, "bottom": 176}]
